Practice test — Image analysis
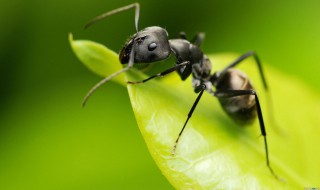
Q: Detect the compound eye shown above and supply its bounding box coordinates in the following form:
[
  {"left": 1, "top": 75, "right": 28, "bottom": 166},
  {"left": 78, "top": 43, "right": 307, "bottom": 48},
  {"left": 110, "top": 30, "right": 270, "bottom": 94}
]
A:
[{"left": 148, "top": 42, "right": 157, "bottom": 51}]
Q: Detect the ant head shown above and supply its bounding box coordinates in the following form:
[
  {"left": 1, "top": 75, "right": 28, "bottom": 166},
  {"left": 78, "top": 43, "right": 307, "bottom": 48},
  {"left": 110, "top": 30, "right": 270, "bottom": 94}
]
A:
[{"left": 120, "top": 26, "right": 171, "bottom": 64}]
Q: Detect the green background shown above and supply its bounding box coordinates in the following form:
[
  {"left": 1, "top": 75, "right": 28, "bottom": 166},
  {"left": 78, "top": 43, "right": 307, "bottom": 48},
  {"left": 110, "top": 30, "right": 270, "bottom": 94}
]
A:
[{"left": 1, "top": 0, "right": 319, "bottom": 189}]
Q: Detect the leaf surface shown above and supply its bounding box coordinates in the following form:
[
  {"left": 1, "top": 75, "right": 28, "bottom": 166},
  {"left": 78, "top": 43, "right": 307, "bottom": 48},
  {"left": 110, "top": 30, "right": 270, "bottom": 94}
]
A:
[{"left": 70, "top": 34, "right": 320, "bottom": 189}]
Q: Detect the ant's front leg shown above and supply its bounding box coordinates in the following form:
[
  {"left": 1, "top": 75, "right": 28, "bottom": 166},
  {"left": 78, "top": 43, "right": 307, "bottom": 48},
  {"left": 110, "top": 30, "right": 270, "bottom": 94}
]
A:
[{"left": 127, "top": 61, "right": 189, "bottom": 84}]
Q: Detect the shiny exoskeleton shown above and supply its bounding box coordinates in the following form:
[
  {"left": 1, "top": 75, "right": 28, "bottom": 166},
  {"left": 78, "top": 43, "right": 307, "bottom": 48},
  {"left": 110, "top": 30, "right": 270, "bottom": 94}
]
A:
[{"left": 82, "top": 3, "right": 279, "bottom": 179}]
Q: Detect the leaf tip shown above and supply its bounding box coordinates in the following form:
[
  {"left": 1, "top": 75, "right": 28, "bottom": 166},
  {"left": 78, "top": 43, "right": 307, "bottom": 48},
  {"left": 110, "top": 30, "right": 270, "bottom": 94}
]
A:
[{"left": 68, "top": 33, "right": 73, "bottom": 44}]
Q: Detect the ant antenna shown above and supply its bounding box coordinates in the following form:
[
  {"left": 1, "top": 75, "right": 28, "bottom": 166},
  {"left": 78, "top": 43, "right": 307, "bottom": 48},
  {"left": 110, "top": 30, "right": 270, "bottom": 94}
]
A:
[
  {"left": 84, "top": 3, "right": 140, "bottom": 32},
  {"left": 82, "top": 3, "right": 141, "bottom": 107},
  {"left": 82, "top": 45, "right": 136, "bottom": 107}
]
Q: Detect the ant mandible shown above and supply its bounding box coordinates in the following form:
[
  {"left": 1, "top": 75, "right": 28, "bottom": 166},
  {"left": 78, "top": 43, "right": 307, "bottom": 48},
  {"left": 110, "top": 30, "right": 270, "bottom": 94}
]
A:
[{"left": 82, "top": 3, "right": 279, "bottom": 179}]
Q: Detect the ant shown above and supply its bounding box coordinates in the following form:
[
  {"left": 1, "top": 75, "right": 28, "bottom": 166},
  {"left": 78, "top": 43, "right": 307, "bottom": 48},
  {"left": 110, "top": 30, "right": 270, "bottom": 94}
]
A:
[{"left": 82, "top": 3, "right": 279, "bottom": 179}]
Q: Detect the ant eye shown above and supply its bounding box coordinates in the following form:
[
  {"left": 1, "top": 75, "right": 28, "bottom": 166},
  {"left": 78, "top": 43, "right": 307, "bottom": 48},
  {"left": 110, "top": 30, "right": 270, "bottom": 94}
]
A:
[{"left": 148, "top": 42, "right": 157, "bottom": 51}]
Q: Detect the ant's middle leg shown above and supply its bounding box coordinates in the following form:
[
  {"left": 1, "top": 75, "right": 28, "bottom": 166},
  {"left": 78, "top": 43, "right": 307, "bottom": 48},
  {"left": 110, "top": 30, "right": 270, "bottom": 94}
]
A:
[
  {"left": 127, "top": 61, "right": 189, "bottom": 84},
  {"left": 172, "top": 83, "right": 206, "bottom": 155}
]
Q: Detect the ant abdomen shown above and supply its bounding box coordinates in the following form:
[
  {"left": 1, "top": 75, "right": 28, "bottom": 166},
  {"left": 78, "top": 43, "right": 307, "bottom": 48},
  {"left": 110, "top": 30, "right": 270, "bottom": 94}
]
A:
[{"left": 215, "top": 69, "right": 257, "bottom": 125}]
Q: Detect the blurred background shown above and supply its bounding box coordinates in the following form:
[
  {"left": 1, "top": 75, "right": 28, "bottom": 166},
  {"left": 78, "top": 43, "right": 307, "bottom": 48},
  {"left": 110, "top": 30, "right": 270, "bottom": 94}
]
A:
[{"left": 0, "top": 0, "right": 319, "bottom": 189}]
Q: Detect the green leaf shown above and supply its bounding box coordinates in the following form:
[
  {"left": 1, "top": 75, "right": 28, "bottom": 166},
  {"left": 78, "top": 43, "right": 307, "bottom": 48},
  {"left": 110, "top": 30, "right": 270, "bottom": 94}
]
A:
[
  {"left": 69, "top": 35, "right": 320, "bottom": 189},
  {"left": 69, "top": 33, "right": 125, "bottom": 86}
]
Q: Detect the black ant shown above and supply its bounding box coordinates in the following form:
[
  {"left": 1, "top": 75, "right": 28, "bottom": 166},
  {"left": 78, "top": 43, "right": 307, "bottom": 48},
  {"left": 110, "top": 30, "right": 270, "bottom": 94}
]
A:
[{"left": 82, "top": 3, "right": 279, "bottom": 179}]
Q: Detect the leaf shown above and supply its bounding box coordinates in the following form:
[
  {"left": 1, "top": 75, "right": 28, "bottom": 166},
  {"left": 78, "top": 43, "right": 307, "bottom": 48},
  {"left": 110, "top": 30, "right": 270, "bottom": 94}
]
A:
[
  {"left": 69, "top": 35, "right": 320, "bottom": 189},
  {"left": 69, "top": 33, "right": 125, "bottom": 86}
]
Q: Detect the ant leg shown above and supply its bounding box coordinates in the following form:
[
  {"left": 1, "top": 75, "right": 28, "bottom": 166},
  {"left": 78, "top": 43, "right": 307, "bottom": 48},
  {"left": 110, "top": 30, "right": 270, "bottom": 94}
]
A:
[
  {"left": 172, "top": 84, "right": 206, "bottom": 155},
  {"left": 84, "top": 3, "right": 140, "bottom": 32},
  {"left": 213, "top": 51, "right": 282, "bottom": 134},
  {"left": 215, "top": 51, "right": 268, "bottom": 90},
  {"left": 127, "top": 61, "right": 189, "bottom": 84},
  {"left": 214, "top": 89, "right": 280, "bottom": 180},
  {"left": 190, "top": 32, "right": 205, "bottom": 47}
]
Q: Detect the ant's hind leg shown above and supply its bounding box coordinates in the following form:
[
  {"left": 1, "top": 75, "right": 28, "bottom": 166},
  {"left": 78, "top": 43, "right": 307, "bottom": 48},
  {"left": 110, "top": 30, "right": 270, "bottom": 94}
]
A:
[
  {"left": 214, "top": 89, "right": 281, "bottom": 180},
  {"left": 216, "top": 51, "right": 268, "bottom": 90},
  {"left": 212, "top": 51, "right": 282, "bottom": 135}
]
